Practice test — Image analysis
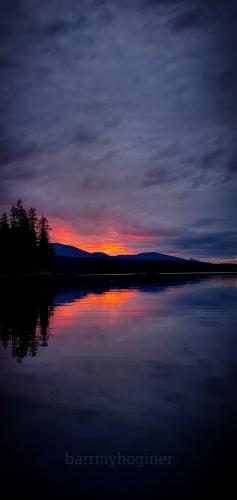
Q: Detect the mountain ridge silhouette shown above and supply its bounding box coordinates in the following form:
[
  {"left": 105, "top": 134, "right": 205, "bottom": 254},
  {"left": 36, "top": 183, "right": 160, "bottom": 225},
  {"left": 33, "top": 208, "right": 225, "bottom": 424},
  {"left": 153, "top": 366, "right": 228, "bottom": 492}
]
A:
[{"left": 52, "top": 242, "right": 186, "bottom": 261}]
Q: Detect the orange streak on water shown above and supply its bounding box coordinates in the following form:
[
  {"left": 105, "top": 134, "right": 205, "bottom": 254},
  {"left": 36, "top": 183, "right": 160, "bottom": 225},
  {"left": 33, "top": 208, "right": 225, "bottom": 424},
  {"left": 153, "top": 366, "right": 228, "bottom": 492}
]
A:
[{"left": 52, "top": 290, "right": 136, "bottom": 330}]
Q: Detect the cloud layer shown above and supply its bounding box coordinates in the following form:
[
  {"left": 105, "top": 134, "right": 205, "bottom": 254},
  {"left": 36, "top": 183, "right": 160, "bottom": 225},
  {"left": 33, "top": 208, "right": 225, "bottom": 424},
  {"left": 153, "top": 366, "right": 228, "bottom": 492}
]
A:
[{"left": 0, "top": 0, "right": 236, "bottom": 258}]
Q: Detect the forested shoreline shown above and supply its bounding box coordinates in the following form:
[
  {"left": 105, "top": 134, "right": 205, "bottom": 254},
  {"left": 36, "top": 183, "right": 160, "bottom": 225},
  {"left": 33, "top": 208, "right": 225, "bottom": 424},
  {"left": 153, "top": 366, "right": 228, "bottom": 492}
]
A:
[{"left": 0, "top": 200, "right": 53, "bottom": 273}]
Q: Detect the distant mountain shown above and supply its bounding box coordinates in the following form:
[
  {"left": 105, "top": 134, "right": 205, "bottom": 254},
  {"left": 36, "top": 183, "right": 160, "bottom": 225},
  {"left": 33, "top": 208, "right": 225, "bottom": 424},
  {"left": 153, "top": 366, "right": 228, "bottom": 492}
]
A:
[
  {"left": 52, "top": 243, "right": 109, "bottom": 259},
  {"left": 113, "top": 252, "right": 184, "bottom": 261},
  {"left": 52, "top": 243, "right": 184, "bottom": 261},
  {"left": 52, "top": 243, "right": 92, "bottom": 259}
]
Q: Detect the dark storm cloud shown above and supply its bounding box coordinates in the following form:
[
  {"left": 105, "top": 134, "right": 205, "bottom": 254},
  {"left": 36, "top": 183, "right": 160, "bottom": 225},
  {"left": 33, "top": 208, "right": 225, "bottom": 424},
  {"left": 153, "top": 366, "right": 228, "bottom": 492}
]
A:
[
  {"left": 170, "top": 6, "right": 210, "bottom": 32},
  {"left": 142, "top": 166, "right": 182, "bottom": 187},
  {"left": 0, "top": 129, "right": 37, "bottom": 168},
  {"left": 190, "top": 217, "right": 224, "bottom": 228},
  {"left": 200, "top": 149, "right": 223, "bottom": 170},
  {"left": 169, "top": 1, "right": 237, "bottom": 32},
  {"left": 170, "top": 229, "right": 237, "bottom": 258},
  {"left": 0, "top": 0, "right": 236, "bottom": 258},
  {"left": 228, "top": 159, "right": 237, "bottom": 174},
  {"left": 44, "top": 16, "right": 87, "bottom": 36},
  {"left": 0, "top": 57, "right": 16, "bottom": 69}
]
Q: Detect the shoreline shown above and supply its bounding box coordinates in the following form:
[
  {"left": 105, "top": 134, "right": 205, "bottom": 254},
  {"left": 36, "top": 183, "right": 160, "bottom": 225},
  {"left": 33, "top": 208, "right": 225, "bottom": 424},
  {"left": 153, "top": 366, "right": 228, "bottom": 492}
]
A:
[{"left": 0, "top": 271, "right": 236, "bottom": 290}]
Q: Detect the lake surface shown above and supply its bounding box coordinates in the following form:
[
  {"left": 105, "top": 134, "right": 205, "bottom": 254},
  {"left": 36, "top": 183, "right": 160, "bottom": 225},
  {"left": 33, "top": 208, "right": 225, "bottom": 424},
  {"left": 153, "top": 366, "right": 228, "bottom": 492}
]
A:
[{"left": 0, "top": 275, "right": 236, "bottom": 498}]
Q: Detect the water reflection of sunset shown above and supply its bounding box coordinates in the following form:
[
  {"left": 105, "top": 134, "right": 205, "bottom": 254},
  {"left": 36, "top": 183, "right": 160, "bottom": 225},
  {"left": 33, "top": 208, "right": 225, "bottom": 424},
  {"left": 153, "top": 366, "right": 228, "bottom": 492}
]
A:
[{"left": 53, "top": 290, "right": 136, "bottom": 330}]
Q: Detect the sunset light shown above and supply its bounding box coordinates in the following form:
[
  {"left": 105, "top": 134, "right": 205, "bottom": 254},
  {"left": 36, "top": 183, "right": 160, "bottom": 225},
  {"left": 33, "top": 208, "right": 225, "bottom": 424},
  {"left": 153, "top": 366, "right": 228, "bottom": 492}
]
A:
[
  {"left": 90, "top": 242, "right": 133, "bottom": 256},
  {"left": 52, "top": 290, "right": 136, "bottom": 330},
  {"left": 1, "top": 0, "right": 236, "bottom": 496},
  {"left": 50, "top": 219, "right": 135, "bottom": 255}
]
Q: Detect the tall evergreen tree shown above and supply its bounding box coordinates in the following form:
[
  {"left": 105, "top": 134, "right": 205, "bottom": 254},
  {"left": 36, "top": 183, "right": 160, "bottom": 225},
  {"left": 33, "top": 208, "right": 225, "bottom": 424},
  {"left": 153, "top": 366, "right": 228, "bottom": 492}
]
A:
[
  {"left": 9, "top": 205, "right": 18, "bottom": 271},
  {"left": 28, "top": 208, "right": 39, "bottom": 269},
  {"left": 14, "top": 199, "right": 30, "bottom": 270},
  {"left": 0, "top": 213, "right": 9, "bottom": 235},
  {"left": 0, "top": 200, "right": 53, "bottom": 273},
  {"left": 0, "top": 213, "right": 10, "bottom": 271},
  {"left": 38, "top": 215, "right": 53, "bottom": 271}
]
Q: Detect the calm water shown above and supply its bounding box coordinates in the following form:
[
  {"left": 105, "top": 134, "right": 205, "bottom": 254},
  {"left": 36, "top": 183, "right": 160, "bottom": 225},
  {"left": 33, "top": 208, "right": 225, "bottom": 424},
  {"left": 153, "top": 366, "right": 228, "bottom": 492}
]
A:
[{"left": 0, "top": 275, "right": 236, "bottom": 498}]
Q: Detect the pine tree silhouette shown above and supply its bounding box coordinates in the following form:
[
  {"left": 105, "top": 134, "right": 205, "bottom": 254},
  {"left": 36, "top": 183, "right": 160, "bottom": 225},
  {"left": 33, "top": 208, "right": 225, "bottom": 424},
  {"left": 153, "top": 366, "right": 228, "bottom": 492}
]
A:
[
  {"left": 0, "top": 200, "right": 53, "bottom": 273},
  {"left": 0, "top": 213, "right": 10, "bottom": 270},
  {"left": 28, "top": 207, "right": 39, "bottom": 269},
  {"left": 38, "top": 215, "right": 53, "bottom": 271}
]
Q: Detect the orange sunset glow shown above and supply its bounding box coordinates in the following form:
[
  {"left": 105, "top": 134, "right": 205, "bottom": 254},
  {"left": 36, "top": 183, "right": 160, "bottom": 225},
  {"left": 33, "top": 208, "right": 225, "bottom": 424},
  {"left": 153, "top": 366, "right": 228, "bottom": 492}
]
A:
[
  {"left": 50, "top": 219, "right": 135, "bottom": 255},
  {"left": 52, "top": 290, "right": 136, "bottom": 330}
]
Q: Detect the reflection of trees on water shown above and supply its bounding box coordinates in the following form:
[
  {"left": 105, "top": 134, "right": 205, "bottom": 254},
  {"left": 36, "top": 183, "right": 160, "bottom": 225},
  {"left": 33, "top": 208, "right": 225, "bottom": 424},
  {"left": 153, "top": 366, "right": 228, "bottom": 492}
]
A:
[
  {"left": 0, "top": 289, "right": 53, "bottom": 362},
  {"left": 0, "top": 275, "right": 224, "bottom": 362}
]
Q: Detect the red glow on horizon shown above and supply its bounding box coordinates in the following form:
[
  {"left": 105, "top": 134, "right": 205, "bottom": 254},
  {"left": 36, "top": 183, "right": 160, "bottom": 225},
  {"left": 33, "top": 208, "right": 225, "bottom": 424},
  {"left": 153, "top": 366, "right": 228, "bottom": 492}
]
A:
[
  {"left": 49, "top": 217, "right": 181, "bottom": 257},
  {"left": 50, "top": 219, "right": 135, "bottom": 255}
]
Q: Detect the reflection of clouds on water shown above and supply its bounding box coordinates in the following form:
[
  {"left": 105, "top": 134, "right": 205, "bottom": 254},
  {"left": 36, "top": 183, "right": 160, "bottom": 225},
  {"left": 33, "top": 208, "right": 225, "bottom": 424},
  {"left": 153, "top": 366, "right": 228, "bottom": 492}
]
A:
[
  {"left": 53, "top": 289, "right": 136, "bottom": 329},
  {"left": 0, "top": 274, "right": 236, "bottom": 362},
  {"left": 0, "top": 275, "right": 236, "bottom": 500}
]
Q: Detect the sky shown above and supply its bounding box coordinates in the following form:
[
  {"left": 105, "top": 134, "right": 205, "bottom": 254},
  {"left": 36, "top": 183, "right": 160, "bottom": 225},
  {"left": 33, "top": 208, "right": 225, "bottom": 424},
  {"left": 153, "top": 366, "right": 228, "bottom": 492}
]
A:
[{"left": 0, "top": 0, "right": 236, "bottom": 259}]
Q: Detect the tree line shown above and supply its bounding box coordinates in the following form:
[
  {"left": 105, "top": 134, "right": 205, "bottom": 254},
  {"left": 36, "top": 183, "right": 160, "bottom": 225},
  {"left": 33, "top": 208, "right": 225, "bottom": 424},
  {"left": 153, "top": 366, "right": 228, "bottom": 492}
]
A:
[{"left": 0, "top": 199, "right": 53, "bottom": 273}]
